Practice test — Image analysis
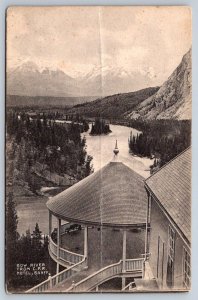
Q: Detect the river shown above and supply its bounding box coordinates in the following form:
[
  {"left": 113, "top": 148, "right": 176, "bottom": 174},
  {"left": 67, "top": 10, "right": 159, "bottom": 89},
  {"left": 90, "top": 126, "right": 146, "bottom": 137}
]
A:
[
  {"left": 16, "top": 123, "right": 153, "bottom": 234},
  {"left": 83, "top": 124, "right": 153, "bottom": 178}
]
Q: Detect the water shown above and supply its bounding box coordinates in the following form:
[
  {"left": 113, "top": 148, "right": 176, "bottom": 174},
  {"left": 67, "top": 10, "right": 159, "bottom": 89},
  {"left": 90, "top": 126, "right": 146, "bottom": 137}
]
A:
[
  {"left": 83, "top": 124, "right": 153, "bottom": 178},
  {"left": 16, "top": 123, "right": 153, "bottom": 234},
  {"left": 17, "top": 197, "right": 56, "bottom": 235}
]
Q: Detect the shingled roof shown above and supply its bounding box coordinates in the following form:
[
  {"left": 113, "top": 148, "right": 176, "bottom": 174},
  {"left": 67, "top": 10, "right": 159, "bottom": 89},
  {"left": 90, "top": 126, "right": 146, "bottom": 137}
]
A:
[
  {"left": 145, "top": 147, "right": 191, "bottom": 243},
  {"left": 47, "top": 161, "right": 147, "bottom": 227}
]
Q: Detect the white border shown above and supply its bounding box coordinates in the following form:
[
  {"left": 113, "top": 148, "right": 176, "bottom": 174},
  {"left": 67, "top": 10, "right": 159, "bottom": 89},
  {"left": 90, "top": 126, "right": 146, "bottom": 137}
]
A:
[{"left": 1, "top": 1, "right": 198, "bottom": 300}]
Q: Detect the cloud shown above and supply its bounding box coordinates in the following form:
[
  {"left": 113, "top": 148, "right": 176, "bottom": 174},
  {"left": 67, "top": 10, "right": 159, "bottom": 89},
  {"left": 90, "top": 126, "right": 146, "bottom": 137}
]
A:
[{"left": 7, "top": 6, "right": 191, "bottom": 83}]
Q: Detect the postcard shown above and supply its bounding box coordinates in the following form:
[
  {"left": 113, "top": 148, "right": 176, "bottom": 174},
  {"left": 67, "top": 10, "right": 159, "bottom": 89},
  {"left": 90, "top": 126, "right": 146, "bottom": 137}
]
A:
[{"left": 6, "top": 6, "right": 191, "bottom": 293}]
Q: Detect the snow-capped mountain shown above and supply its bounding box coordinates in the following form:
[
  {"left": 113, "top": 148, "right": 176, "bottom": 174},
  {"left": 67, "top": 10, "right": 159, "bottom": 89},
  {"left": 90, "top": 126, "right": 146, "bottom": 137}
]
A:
[
  {"left": 76, "top": 65, "right": 156, "bottom": 96},
  {"left": 80, "top": 65, "right": 132, "bottom": 81},
  {"left": 7, "top": 61, "right": 78, "bottom": 97},
  {"left": 7, "top": 61, "right": 157, "bottom": 98}
]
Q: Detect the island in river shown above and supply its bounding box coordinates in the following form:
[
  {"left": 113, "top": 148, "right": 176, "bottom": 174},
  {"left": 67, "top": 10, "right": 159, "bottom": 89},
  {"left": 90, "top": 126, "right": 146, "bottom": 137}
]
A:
[{"left": 90, "top": 118, "right": 112, "bottom": 135}]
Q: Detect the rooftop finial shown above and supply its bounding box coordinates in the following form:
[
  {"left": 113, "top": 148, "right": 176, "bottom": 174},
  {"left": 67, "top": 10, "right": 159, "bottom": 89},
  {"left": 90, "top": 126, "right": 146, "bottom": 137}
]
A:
[{"left": 113, "top": 140, "right": 119, "bottom": 156}]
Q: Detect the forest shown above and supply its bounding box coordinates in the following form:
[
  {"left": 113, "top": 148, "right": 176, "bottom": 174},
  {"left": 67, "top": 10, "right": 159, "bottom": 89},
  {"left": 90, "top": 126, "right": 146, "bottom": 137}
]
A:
[
  {"left": 128, "top": 119, "right": 191, "bottom": 172},
  {"left": 6, "top": 110, "right": 92, "bottom": 194}
]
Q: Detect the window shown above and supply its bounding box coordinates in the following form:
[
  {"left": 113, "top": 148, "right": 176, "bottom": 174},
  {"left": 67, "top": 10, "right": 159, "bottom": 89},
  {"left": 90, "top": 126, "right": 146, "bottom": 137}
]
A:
[
  {"left": 168, "top": 226, "right": 175, "bottom": 261},
  {"left": 183, "top": 247, "right": 191, "bottom": 288},
  {"left": 166, "top": 226, "right": 175, "bottom": 287}
]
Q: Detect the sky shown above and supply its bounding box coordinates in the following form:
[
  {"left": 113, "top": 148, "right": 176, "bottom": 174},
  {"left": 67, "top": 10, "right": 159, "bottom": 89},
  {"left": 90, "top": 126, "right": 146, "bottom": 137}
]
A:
[{"left": 7, "top": 6, "right": 191, "bottom": 84}]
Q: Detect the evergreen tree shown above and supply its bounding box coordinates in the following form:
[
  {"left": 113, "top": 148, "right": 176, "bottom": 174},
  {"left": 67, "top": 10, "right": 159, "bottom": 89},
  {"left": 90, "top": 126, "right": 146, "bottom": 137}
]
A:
[
  {"left": 32, "top": 223, "right": 42, "bottom": 247},
  {"left": 6, "top": 192, "right": 19, "bottom": 288},
  {"left": 6, "top": 111, "right": 93, "bottom": 187},
  {"left": 128, "top": 119, "right": 191, "bottom": 173},
  {"left": 90, "top": 118, "right": 111, "bottom": 135},
  {"left": 31, "top": 223, "right": 42, "bottom": 261}
]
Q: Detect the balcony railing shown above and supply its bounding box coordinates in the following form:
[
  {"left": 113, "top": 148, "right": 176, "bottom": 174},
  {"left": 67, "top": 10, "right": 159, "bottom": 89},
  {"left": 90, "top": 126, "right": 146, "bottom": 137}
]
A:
[
  {"left": 26, "top": 257, "right": 87, "bottom": 293},
  {"left": 49, "top": 237, "right": 84, "bottom": 266},
  {"left": 66, "top": 258, "right": 144, "bottom": 292},
  {"left": 26, "top": 257, "right": 144, "bottom": 293},
  {"left": 125, "top": 258, "right": 144, "bottom": 272},
  {"left": 66, "top": 261, "right": 122, "bottom": 292}
]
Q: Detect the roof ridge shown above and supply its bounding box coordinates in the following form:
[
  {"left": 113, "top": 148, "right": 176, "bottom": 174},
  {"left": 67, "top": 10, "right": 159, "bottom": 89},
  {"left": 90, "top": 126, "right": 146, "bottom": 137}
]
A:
[
  {"left": 110, "top": 161, "right": 145, "bottom": 180},
  {"left": 145, "top": 146, "right": 191, "bottom": 183}
]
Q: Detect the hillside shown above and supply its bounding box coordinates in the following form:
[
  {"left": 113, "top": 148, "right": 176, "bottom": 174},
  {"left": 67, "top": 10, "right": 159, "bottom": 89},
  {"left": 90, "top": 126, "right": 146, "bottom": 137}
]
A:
[
  {"left": 67, "top": 87, "right": 159, "bottom": 119},
  {"left": 126, "top": 48, "right": 192, "bottom": 120}
]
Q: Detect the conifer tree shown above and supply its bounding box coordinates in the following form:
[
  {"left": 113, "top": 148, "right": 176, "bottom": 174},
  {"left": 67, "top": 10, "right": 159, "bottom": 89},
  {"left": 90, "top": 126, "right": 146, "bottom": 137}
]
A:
[{"left": 6, "top": 192, "right": 19, "bottom": 288}]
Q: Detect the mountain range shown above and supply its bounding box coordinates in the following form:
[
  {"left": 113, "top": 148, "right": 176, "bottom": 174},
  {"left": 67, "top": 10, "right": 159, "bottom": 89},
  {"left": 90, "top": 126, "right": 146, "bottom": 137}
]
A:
[
  {"left": 7, "top": 62, "right": 157, "bottom": 98},
  {"left": 7, "top": 62, "right": 79, "bottom": 98},
  {"left": 68, "top": 48, "right": 192, "bottom": 120},
  {"left": 7, "top": 48, "right": 191, "bottom": 120}
]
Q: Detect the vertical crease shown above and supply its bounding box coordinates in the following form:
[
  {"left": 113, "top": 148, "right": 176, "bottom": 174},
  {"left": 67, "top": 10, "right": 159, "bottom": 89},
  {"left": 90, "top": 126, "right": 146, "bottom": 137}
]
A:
[{"left": 98, "top": 6, "right": 104, "bottom": 269}]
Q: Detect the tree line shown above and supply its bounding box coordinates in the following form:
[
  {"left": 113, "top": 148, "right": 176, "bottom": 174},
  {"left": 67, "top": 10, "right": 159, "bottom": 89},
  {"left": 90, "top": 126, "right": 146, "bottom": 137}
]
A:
[{"left": 128, "top": 119, "right": 191, "bottom": 172}]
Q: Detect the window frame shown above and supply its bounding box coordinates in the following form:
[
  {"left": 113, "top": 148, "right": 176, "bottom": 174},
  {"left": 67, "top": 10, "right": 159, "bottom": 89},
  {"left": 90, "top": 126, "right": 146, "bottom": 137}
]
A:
[
  {"left": 166, "top": 225, "right": 175, "bottom": 288},
  {"left": 168, "top": 225, "right": 175, "bottom": 263},
  {"left": 183, "top": 246, "right": 191, "bottom": 288}
]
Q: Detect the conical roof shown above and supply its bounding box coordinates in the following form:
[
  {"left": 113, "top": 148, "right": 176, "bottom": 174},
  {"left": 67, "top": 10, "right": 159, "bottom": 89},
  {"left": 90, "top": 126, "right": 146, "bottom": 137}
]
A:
[{"left": 47, "top": 161, "right": 147, "bottom": 227}]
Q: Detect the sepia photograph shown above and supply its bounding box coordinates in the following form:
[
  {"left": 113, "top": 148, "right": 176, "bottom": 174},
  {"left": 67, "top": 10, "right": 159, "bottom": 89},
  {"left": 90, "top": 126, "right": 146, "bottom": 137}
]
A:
[{"left": 5, "top": 6, "right": 191, "bottom": 293}]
